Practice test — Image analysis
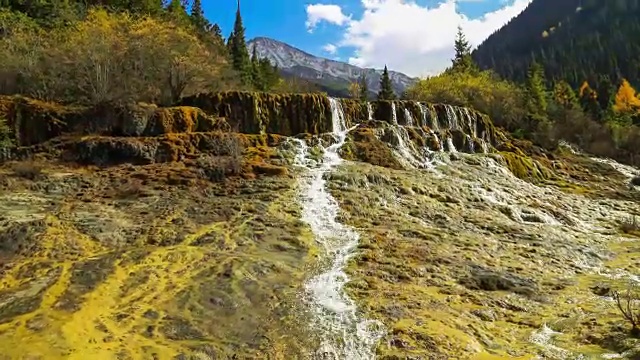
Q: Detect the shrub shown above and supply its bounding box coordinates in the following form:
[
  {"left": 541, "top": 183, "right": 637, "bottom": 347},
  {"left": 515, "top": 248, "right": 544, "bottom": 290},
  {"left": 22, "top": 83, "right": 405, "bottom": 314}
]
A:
[
  {"left": 0, "top": 117, "right": 13, "bottom": 150},
  {"left": 620, "top": 216, "right": 640, "bottom": 234},
  {"left": 11, "top": 161, "right": 43, "bottom": 180},
  {"left": 0, "top": 9, "right": 238, "bottom": 105},
  {"left": 116, "top": 178, "right": 145, "bottom": 198},
  {"left": 613, "top": 283, "right": 640, "bottom": 336},
  {"left": 403, "top": 70, "right": 528, "bottom": 132},
  {"left": 196, "top": 134, "right": 245, "bottom": 181}
]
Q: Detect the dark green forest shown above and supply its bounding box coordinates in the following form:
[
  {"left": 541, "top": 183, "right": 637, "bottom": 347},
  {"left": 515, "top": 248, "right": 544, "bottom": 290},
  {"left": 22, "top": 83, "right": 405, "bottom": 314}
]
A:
[{"left": 473, "top": 0, "right": 640, "bottom": 111}]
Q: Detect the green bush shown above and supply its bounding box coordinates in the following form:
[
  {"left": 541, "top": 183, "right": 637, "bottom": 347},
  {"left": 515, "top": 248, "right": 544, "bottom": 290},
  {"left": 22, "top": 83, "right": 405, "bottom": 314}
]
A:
[{"left": 0, "top": 117, "right": 13, "bottom": 149}]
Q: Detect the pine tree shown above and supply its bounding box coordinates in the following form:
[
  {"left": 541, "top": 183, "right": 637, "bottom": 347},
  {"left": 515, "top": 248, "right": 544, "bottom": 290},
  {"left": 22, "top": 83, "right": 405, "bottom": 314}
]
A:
[
  {"left": 250, "top": 45, "right": 263, "bottom": 90},
  {"left": 226, "top": 31, "right": 234, "bottom": 55},
  {"left": 525, "top": 61, "right": 547, "bottom": 113},
  {"left": 166, "top": 0, "right": 189, "bottom": 25},
  {"left": 579, "top": 81, "right": 603, "bottom": 119},
  {"left": 258, "top": 58, "right": 280, "bottom": 90},
  {"left": 377, "top": 65, "right": 396, "bottom": 100},
  {"left": 228, "top": 0, "right": 251, "bottom": 85},
  {"left": 358, "top": 73, "right": 368, "bottom": 101},
  {"left": 190, "top": 0, "right": 211, "bottom": 32},
  {"left": 210, "top": 23, "right": 225, "bottom": 46},
  {"left": 552, "top": 80, "right": 579, "bottom": 109},
  {"left": 451, "top": 26, "right": 475, "bottom": 73},
  {"left": 128, "top": 0, "right": 164, "bottom": 15}
]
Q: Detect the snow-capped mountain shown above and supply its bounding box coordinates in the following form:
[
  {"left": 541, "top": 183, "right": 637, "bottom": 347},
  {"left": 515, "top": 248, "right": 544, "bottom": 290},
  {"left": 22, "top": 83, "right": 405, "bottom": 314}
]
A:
[{"left": 247, "top": 37, "right": 417, "bottom": 97}]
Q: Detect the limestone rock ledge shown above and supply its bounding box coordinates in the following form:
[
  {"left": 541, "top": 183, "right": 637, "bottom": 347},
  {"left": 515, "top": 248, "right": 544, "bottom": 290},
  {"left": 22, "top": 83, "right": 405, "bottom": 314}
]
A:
[
  {"left": 1, "top": 92, "right": 500, "bottom": 144},
  {"left": 0, "top": 92, "right": 551, "bottom": 184}
]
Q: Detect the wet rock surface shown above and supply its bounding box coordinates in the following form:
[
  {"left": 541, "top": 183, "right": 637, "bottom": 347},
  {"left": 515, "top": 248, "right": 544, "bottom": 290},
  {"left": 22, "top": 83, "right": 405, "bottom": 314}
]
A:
[
  {"left": 1, "top": 105, "right": 640, "bottom": 359},
  {"left": 0, "top": 160, "right": 318, "bottom": 359},
  {"left": 328, "top": 153, "right": 640, "bottom": 359}
]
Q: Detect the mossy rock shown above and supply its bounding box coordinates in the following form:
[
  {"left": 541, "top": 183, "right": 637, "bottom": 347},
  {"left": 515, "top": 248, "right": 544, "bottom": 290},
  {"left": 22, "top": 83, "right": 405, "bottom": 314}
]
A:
[
  {"left": 338, "top": 99, "right": 368, "bottom": 125},
  {"left": 346, "top": 126, "right": 403, "bottom": 169},
  {"left": 499, "top": 151, "right": 554, "bottom": 182},
  {"left": 145, "top": 107, "right": 229, "bottom": 135},
  {"left": 0, "top": 95, "right": 82, "bottom": 146},
  {"left": 181, "top": 91, "right": 333, "bottom": 136}
]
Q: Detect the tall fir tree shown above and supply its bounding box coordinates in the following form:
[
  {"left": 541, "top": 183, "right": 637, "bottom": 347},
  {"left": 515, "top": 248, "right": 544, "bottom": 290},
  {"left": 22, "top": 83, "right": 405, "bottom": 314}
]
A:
[
  {"left": 189, "top": 0, "right": 211, "bottom": 32},
  {"left": 258, "top": 58, "right": 280, "bottom": 91},
  {"left": 226, "top": 31, "right": 234, "bottom": 55},
  {"left": 451, "top": 26, "right": 475, "bottom": 73},
  {"left": 166, "top": 0, "right": 189, "bottom": 25},
  {"left": 377, "top": 65, "right": 396, "bottom": 100},
  {"left": 228, "top": 0, "right": 252, "bottom": 85},
  {"left": 525, "top": 61, "right": 548, "bottom": 113},
  {"left": 578, "top": 81, "right": 603, "bottom": 120},
  {"left": 358, "top": 73, "right": 368, "bottom": 101},
  {"left": 210, "top": 23, "right": 225, "bottom": 46},
  {"left": 552, "top": 80, "right": 579, "bottom": 109},
  {"left": 250, "top": 45, "right": 263, "bottom": 90}
]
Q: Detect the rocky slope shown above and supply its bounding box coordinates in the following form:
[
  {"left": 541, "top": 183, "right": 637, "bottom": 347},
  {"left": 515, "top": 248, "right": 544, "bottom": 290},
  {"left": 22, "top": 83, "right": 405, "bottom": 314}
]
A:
[
  {"left": 0, "top": 92, "right": 639, "bottom": 359},
  {"left": 248, "top": 37, "right": 417, "bottom": 97}
]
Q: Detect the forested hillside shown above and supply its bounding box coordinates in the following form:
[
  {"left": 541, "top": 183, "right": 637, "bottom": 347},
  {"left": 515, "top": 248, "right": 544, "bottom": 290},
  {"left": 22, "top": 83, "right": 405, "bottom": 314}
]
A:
[
  {"left": 0, "top": 0, "right": 320, "bottom": 106},
  {"left": 473, "top": 0, "right": 640, "bottom": 105}
]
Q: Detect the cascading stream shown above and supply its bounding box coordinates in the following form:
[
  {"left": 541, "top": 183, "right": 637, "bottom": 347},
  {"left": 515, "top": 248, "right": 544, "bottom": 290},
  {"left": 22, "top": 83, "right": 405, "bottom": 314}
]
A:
[{"left": 294, "top": 98, "right": 385, "bottom": 359}]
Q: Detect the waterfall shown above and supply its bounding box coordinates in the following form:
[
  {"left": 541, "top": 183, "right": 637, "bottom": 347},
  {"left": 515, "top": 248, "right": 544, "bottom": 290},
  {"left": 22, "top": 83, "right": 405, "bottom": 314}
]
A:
[
  {"left": 294, "top": 98, "right": 385, "bottom": 359},
  {"left": 391, "top": 102, "right": 398, "bottom": 125},
  {"left": 404, "top": 108, "right": 414, "bottom": 126},
  {"left": 462, "top": 108, "right": 477, "bottom": 137},
  {"left": 388, "top": 103, "right": 436, "bottom": 169},
  {"left": 446, "top": 136, "right": 457, "bottom": 153},
  {"left": 418, "top": 103, "right": 439, "bottom": 130},
  {"left": 466, "top": 134, "right": 474, "bottom": 153},
  {"left": 443, "top": 105, "right": 459, "bottom": 130},
  {"left": 429, "top": 105, "right": 440, "bottom": 131},
  {"left": 367, "top": 102, "right": 373, "bottom": 121}
]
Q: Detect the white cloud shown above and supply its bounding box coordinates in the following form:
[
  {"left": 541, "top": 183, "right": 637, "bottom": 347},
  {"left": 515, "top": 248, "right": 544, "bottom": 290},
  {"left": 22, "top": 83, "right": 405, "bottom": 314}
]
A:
[
  {"left": 305, "top": 0, "right": 532, "bottom": 77},
  {"left": 305, "top": 4, "right": 351, "bottom": 32},
  {"left": 323, "top": 43, "right": 338, "bottom": 54}
]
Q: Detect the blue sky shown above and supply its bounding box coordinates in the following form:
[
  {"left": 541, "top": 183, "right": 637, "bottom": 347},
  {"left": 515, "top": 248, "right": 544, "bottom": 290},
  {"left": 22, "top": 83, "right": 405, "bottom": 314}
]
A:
[{"left": 202, "top": 0, "right": 532, "bottom": 77}]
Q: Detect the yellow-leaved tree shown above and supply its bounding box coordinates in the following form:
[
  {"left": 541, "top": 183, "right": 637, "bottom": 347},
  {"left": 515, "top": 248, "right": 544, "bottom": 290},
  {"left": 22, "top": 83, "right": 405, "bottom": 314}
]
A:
[
  {"left": 403, "top": 70, "right": 527, "bottom": 131},
  {"left": 0, "top": 9, "right": 235, "bottom": 105},
  {"left": 613, "top": 79, "right": 640, "bottom": 115},
  {"left": 348, "top": 81, "right": 361, "bottom": 100}
]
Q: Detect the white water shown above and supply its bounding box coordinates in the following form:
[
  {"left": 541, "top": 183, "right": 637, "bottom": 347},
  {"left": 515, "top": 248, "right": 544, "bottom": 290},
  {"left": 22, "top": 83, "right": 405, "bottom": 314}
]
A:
[
  {"left": 446, "top": 136, "right": 457, "bottom": 153},
  {"left": 530, "top": 324, "right": 571, "bottom": 359},
  {"left": 418, "top": 103, "right": 440, "bottom": 130},
  {"left": 367, "top": 102, "right": 373, "bottom": 121},
  {"left": 404, "top": 108, "right": 414, "bottom": 126},
  {"left": 590, "top": 157, "right": 640, "bottom": 180},
  {"left": 462, "top": 107, "right": 477, "bottom": 137},
  {"left": 444, "top": 104, "right": 459, "bottom": 130},
  {"left": 294, "top": 98, "right": 385, "bottom": 359},
  {"left": 389, "top": 103, "right": 437, "bottom": 169}
]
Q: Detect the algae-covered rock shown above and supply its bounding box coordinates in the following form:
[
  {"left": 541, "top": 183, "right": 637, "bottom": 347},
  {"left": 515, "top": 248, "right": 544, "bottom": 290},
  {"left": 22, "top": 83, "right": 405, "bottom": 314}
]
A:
[
  {"left": 181, "top": 91, "right": 334, "bottom": 136},
  {"left": 0, "top": 95, "right": 82, "bottom": 146},
  {"left": 0, "top": 96, "right": 233, "bottom": 147},
  {"left": 144, "top": 107, "right": 229, "bottom": 136},
  {"left": 75, "top": 103, "right": 230, "bottom": 137},
  {"left": 498, "top": 151, "right": 554, "bottom": 182}
]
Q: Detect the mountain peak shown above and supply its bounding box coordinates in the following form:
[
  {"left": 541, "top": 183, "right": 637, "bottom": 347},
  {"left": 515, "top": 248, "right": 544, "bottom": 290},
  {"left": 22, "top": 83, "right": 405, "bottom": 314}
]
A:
[{"left": 247, "top": 37, "right": 417, "bottom": 96}]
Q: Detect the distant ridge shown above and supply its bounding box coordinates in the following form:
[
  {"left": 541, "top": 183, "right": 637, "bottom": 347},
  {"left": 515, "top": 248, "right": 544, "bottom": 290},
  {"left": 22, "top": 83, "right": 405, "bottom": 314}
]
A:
[{"left": 248, "top": 37, "right": 417, "bottom": 97}]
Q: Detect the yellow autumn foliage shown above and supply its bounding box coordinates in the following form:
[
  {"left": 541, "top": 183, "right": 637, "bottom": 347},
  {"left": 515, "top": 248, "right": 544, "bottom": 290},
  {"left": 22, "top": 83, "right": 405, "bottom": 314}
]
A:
[
  {"left": 348, "top": 81, "right": 362, "bottom": 99},
  {"left": 404, "top": 70, "right": 527, "bottom": 130},
  {"left": 0, "top": 9, "right": 235, "bottom": 105},
  {"left": 613, "top": 79, "right": 640, "bottom": 114}
]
